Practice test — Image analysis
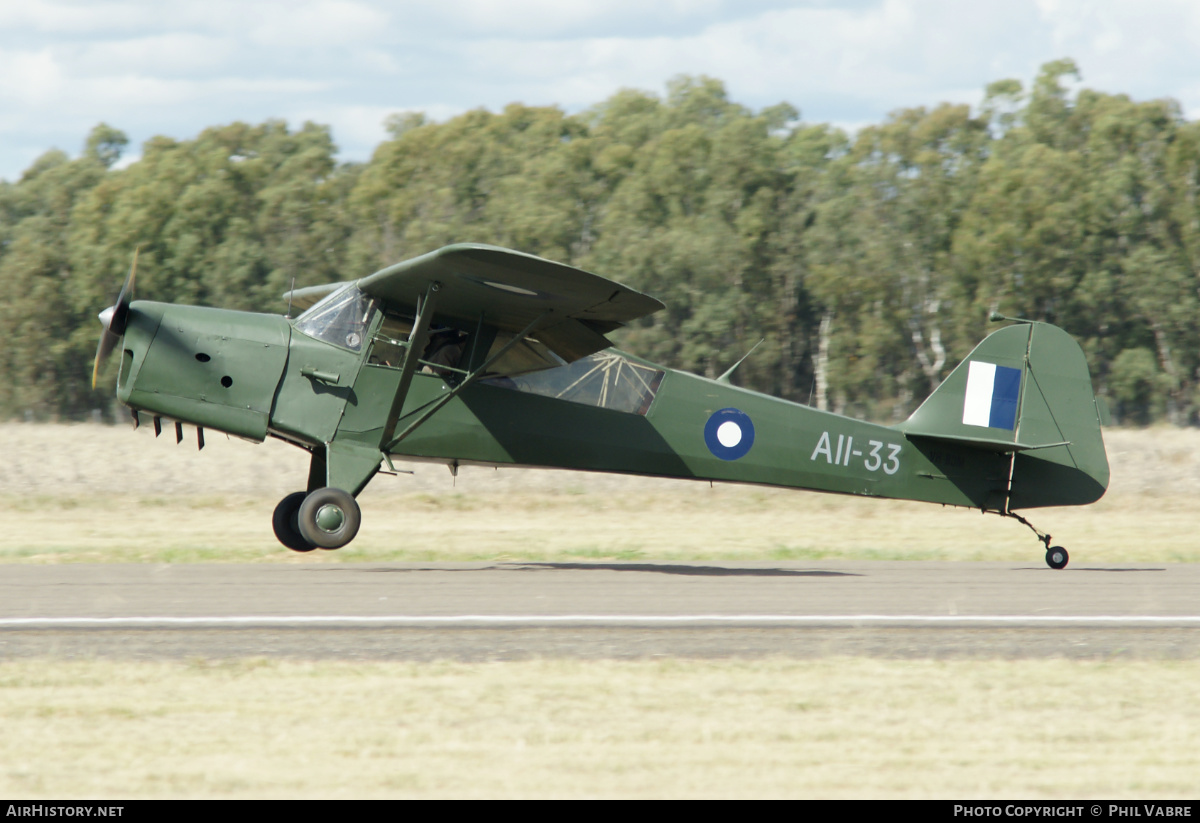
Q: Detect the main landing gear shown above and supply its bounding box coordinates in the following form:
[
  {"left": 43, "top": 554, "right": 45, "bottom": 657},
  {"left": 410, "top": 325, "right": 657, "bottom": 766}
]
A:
[
  {"left": 1002, "top": 510, "right": 1069, "bottom": 569},
  {"left": 272, "top": 488, "right": 361, "bottom": 552}
]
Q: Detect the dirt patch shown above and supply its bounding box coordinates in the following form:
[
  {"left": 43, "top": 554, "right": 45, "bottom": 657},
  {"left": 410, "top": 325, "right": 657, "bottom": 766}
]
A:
[{"left": 1, "top": 423, "right": 1192, "bottom": 498}]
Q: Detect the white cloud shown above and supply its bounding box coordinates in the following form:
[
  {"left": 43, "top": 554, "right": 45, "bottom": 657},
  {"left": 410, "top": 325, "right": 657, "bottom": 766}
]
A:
[
  {"left": 1030, "top": 0, "right": 1200, "bottom": 114},
  {"left": 0, "top": 49, "right": 67, "bottom": 106},
  {"left": 393, "top": 0, "right": 815, "bottom": 40},
  {"left": 0, "top": 1, "right": 149, "bottom": 36},
  {"left": 2, "top": 0, "right": 1200, "bottom": 181},
  {"left": 68, "top": 33, "right": 236, "bottom": 76},
  {"left": 422, "top": 1, "right": 1041, "bottom": 117},
  {"left": 0, "top": 0, "right": 391, "bottom": 40},
  {"left": 241, "top": 0, "right": 392, "bottom": 49}
]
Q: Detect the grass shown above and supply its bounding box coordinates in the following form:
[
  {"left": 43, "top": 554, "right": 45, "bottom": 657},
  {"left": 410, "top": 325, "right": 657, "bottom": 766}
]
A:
[{"left": 0, "top": 657, "right": 1196, "bottom": 798}]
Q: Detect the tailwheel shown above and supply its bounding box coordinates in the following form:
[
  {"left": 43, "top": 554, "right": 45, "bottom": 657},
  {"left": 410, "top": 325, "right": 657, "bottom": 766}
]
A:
[
  {"left": 273, "top": 491, "right": 315, "bottom": 552},
  {"left": 297, "top": 487, "right": 361, "bottom": 550},
  {"left": 1045, "top": 546, "right": 1069, "bottom": 570},
  {"left": 1001, "top": 509, "right": 1070, "bottom": 570}
]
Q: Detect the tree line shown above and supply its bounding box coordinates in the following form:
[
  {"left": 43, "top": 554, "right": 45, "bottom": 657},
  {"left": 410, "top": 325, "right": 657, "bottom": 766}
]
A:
[{"left": 2, "top": 59, "right": 1197, "bottom": 425}]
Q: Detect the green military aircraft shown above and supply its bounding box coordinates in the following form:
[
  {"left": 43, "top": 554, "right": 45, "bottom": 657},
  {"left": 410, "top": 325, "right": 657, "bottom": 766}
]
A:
[{"left": 93, "top": 244, "right": 1108, "bottom": 568}]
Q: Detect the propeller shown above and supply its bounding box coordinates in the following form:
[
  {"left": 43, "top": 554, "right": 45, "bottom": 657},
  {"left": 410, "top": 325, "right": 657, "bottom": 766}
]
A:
[{"left": 91, "top": 247, "right": 139, "bottom": 389}]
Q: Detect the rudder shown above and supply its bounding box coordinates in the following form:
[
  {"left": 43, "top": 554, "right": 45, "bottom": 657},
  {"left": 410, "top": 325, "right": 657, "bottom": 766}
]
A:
[{"left": 898, "top": 321, "right": 1108, "bottom": 509}]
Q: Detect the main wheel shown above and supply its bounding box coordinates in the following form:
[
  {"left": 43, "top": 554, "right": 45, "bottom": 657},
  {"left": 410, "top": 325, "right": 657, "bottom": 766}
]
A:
[
  {"left": 273, "top": 491, "right": 315, "bottom": 552},
  {"left": 1045, "top": 545, "right": 1069, "bottom": 570},
  {"left": 297, "top": 487, "right": 361, "bottom": 549}
]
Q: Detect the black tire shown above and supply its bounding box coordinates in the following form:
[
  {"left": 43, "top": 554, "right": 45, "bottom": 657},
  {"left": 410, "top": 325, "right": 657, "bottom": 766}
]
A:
[
  {"left": 297, "top": 487, "right": 361, "bottom": 550},
  {"left": 273, "top": 491, "right": 315, "bottom": 552},
  {"left": 1046, "top": 546, "right": 1069, "bottom": 570}
]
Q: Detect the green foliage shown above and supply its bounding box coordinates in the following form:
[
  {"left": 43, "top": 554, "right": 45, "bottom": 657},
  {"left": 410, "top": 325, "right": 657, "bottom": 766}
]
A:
[
  {"left": 0, "top": 141, "right": 112, "bottom": 418},
  {"left": 84, "top": 123, "right": 129, "bottom": 169},
  {"left": 3, "top": 62, "right": 1200, "bottom": 425},
  {"left": 0, "top": 121, "right": 349, "bottom": 417},
  {"left": 1108, "top": 348, "right": 1164, "bottom": 425}
]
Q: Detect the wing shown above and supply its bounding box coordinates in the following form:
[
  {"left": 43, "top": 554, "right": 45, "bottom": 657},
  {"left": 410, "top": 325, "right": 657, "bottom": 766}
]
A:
[{"left": 356, "top": 244, "right": 664, "bottom": 362}]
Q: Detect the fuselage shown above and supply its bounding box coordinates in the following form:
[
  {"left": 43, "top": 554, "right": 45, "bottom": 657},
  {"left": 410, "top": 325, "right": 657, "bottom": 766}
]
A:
[
  {"left": 113, "top": 295, "right": 1078, "bottom": 514},
  {"left": 382, "top": 365, "right": 1016, "bottom": 510}
]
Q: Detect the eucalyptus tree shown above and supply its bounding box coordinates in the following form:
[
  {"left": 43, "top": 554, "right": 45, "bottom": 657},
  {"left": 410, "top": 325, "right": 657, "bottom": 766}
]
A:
[
  {"left": 954, "top": 59, "right": 1200, "bottom": 423},
  {"left": 803, "top": 103, "right": 989, "bottom": 419},
  {"left": 347, "top": 104, "right": 591, "bottom": 274},
  {"left": 53, "top": 121, "right": 347, "bottom": 414},
  {"left": 587, "top": 77, "right": 798, "bottom": 389},
  {"left": 0, "top": 125, "right": 124, "bottom": 418}
]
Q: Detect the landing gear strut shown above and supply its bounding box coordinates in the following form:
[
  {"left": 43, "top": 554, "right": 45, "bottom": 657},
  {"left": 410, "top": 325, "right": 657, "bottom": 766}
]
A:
[
  {"left": 272, "top": 487, "right": 361, "bottom": 552},
  {"left": 1002, "top": 510, "right": 1069, "bottom": 570}
]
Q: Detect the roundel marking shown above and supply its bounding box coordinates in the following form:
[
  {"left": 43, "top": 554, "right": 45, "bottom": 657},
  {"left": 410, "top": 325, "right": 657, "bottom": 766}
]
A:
[{"left": 704, "top": 408, "right": 755, "bottom": 460}]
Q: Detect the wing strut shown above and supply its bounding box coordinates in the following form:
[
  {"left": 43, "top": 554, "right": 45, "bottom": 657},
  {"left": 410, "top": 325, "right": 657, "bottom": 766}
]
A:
[
  {"left": 378, "top": 282, "right": 441, "bottom": 449},
  {"left": 380, "top": 310, "right": 551, "bottom": 453}
]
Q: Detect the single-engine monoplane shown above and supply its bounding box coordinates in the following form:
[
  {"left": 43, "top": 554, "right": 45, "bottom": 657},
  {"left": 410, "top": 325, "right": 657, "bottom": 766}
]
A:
[{"left": 93, "top": 244, "right": 1108, "bottom": 568}]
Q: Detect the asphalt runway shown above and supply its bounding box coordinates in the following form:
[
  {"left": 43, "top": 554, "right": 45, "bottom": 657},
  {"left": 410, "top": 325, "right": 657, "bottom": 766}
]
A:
[{"left": 2, "top": 561, "right": 1198, "bottom": 661}]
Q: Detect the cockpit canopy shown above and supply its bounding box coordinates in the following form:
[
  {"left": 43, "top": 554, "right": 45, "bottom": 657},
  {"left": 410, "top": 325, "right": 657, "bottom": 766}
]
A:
[{"left": 293, "top": 285, "right": 377, "bottom": 352}]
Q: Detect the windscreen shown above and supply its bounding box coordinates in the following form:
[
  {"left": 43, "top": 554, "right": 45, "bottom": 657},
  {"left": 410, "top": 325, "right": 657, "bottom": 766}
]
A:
[{"left": 293, "top": 285, "right": 377, "bottom": 351}]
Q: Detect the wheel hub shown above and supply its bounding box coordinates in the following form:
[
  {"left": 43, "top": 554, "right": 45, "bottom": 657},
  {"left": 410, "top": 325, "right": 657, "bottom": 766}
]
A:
[{"left": 315, "top": 503, "right": 345, "bottom": 532}]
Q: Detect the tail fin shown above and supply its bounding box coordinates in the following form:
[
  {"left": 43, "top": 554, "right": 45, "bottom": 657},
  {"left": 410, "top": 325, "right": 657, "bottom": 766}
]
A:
[{"left": 898, "top": 321, "right": 1108, "bottom": 508}]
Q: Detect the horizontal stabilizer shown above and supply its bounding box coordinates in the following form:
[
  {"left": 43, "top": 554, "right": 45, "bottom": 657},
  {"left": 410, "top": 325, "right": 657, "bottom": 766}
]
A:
[{"left": 904, "top": 431, "right": 1069, "bottom": 453}]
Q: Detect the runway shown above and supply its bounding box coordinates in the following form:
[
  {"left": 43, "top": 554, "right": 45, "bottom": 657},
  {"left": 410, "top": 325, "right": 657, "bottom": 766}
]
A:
[{"left": 2, "top": 561, "right": 1198, "bottom": 660}]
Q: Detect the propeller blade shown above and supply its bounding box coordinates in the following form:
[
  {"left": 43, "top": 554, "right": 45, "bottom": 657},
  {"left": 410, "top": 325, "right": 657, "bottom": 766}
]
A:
[
  {"left": 108, "top": 246, "right": 138, "bottom": 337},
  {"left": 91, "top": 247, "right": 141, "bottom": 389},
  {"left": 91, "top": 328, "right": 122, "bottom": 389}
]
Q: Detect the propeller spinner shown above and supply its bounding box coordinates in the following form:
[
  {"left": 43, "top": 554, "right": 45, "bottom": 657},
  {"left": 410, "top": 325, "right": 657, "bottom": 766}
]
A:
[{"left": 91, "top": 248, "right": 139, "bottom": 389}]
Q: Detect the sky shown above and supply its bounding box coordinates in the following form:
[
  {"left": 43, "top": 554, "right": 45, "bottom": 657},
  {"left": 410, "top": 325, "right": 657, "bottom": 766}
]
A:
[{"left": 3, "top": 0, "right": 1200, "bottom": 182}]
